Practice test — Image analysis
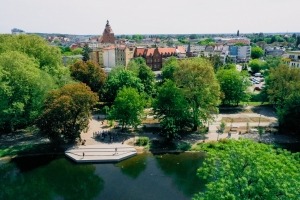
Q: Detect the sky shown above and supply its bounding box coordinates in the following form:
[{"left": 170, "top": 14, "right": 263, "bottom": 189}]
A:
[{"left": 0, "top": 0, "right": 299, "bottom": 35}]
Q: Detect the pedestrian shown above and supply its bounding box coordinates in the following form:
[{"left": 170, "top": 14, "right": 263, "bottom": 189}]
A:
[
  {"left": 83, "top": 152, "right": 85, "bottom": 158},
  {"left": 115, "top": 147, "right": 117, "bottom": 155}
]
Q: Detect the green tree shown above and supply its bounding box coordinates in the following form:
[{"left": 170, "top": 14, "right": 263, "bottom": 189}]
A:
[
  {"left": 70, "top": 60, "right": 106, "bottom": 93},
  {"left": 109, "top": 87, "right": 145, "bottom": 129},
  {"left": 128, "top": 58, "right": 155, "bottom": 96},
  {"left": 217, "top": 68, "right": 250, "bottom": 105},
  {"left": 0, "top": 51, "right": 56, "bottom": 132},
  {"left": 161, "top": 57, "right": 179, "bottom": 82},
  {"left": 296, "top": 36, "right": 300, "bottom": 48},
  {"left": 82, "top": 44, "right": 91, "bottom": 62},
  {"left": 278, "top": 91, "right": 300, "bottom": 134},
  {"left": 37, "top": 83, "right": 98, "bottom": 143},
  {"left": 249, "top": 59, "right": 265, "bottom": 73},
  {"left": 153, "top": 80, "right": 192, "bottom": 140},
  {"left": 103, "top": 69, "right": 144, "bottom": 102},
  {"left": 209, "top": 54, "right": 223, "bottom": 72},
  {"left": 266, "top": 64, "right": 300, "bottom": 108},
  {"left": 0, "top": 34, "right": 72, "bottom": 86},
  {"left": 217, "top": 121, "right": 226, "bottom": 141},
  {"left": 194, "top": 139, "right": 300, "bottom": 200},
  {"left": 174, "top": 58, "right": 220, "bottom": 131},
  {"left": 251, "top": 46, "right": 264, "bottom": 59}
]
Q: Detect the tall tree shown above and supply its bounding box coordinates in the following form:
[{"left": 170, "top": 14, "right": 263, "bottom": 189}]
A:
[
  {"left": 217, "top": 68, "right": 250, "bottom": 105},
  {"left": 109, "top": 87, "right": 145, "bottom": 129},
  {"left": 0, "top": 51, "right": 56, "bottom": 132},
  {"left": 82, "top": 44, "right": 91, "bottom": 62},
  {"left": 70, "top": 60, "right": 106, "bottom": 93},
  {"left": 0, "top": 34, "right": 72, "bottom": 86},
  {"left": 296, "top": 35, "right": 300, "bottom": 48},
  {"left": 153, "top": 80, "right": 192, "bottom": 140},
  {"left": 103, "top": 69, "right": 144, "bottom": 102},
  {"left": 161, "top": 57, "right": 179, "bottom": 82},
  {"left": 128, "top": 58, "right": 155, "bottom": 96},
  {"left": 266, "top": 64, "right": 300, "bottom": 108},
  {"left": 194, "top": 140, "right": 300, "bottom": 200},
  {"left": 37, "top": 83, "right": 98, "bottom": 143},
  {"left": 174, "top": 58, "right": 220, "bottom": 131},
  {"left": 251, "top": 46, "right": 264, "bottom": 59}
]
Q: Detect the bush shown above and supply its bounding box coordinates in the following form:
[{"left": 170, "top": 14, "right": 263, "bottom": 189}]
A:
[{"left": 135, "top": 137, "right": 149, "bottom": 146}]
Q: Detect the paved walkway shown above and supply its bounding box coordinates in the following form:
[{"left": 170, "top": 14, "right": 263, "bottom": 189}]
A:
[{"left": 65, "top": 144, "right": 137, "bottom": 163}]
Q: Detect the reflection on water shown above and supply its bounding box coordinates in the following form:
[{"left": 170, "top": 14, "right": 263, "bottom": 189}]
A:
[
  {"left": 0, "top": 156, "right": 104, "bottom": 200},
  {"left": 0, "top": 153, "right": 205, "bottom": 200}
]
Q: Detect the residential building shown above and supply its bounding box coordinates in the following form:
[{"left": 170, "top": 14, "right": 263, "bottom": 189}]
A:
[
  {"left": 283, "top": 51, "right": 300, "bottom": 68},
  {"left": 115, "top": 45, "right": 135, "bottom": 66}
]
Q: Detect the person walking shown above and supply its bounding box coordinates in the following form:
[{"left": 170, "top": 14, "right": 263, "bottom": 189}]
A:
[{"left": 115, "top": 148, "right": 117, "bottom": 155}]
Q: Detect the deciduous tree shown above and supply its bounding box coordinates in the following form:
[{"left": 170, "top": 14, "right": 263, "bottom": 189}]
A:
[
  {"left": 194, "top": 140, "right": 300, "bottom": 200},
  {"left": 174, "top": 58, "right": 220, "bottom": 131},
  {"left": 153, "top": 80, "right": 192, "bottom": 140},
  {"left": 0, "top": 51, "right": 56, "bottom": 132},
  {"left": 251, "top": 46, "right": 264, "bottom": 59},
  {"left": 37, "top": 83, "right": 98, "bottom": 143},
  {"left": 103, "top": 69, "right": 144, "bottom": 102},
  {"left": 70, "top": 60, "right": 106, "bottom": 93},
  {"left": 217, "top": 68, "right": 250, "bottom": 105},
  {"left": 109, "top": 87, "right": 145, "bottom": 129}
]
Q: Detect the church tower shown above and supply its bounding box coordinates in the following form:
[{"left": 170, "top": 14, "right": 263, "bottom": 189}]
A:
[{"left": 99, "top": 20, "right": 115, "bottom": 44}]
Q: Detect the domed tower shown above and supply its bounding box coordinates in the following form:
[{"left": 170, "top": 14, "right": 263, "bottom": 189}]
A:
[{"left": 99, "top": 20, "right": 115, "bottom": 44}]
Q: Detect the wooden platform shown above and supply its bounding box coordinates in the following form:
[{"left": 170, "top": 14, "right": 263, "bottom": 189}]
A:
[{"left": 65, "top": 144, "right": 137, "bottom": 163}]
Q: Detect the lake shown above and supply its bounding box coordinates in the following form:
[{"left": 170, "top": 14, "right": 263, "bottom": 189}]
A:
[{"left": 0, "top": 152, "right": 205, "bottom": 200}]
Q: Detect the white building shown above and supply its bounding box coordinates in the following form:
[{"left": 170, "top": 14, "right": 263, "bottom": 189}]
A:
[
  {"left": 103, "top": 46, "right": 116, "bottom": 69},
  {"left": 283, "top": 51, "right": 300, "bottom": 68},
  {"left": 237, "top": 46, "right": 251, "bottom": 62}
]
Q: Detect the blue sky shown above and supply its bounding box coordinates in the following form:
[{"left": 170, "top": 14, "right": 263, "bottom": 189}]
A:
[{"left": 0, "top": 0, "right": 299, "bottom": 35}]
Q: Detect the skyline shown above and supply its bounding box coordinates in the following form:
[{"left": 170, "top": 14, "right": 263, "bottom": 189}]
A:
[{"left": 1, "top": 0, "right": 299, "bottom": 35}]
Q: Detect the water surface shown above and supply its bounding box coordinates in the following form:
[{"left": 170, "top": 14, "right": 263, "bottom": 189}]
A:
[{"left": 0, "top": 152, "right": 205, "bottom": 200}]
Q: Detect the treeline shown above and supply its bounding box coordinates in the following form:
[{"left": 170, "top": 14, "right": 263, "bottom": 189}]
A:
[{"left": 1, "top": 34, "right": 300, "bottom": 144}]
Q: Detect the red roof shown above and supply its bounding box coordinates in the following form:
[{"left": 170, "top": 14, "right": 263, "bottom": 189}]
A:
[{"left": 158, "top": 48, "right": 176, "bottom": 55}]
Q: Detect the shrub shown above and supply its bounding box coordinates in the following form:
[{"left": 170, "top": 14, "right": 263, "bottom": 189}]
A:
[{"left": 135, "top": 137, "right": 149, "bottom": 146}]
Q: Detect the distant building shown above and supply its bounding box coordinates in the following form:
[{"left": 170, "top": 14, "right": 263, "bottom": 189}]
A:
[
  {"left": 283, "top": 51, "right": 300, "bottom": 68},
  {"left": 103, "top": 46, "right": 116, "bottom": 68},
  {"left": 228, "top": 45, "right": 251, "bottom": 63},
  {"left": 99, "top": 20, "right": 115, "bottom": 44},
  {"left": 11, "top": 28, "right": 25, "bottom": 35},
  {"left": 134, "top": 47, "right": 184, "bottom": 70},
  {"left": 115, "top": 45, "right": 135, "bottom": 66},
  {"left": 265, "top": 47, "right": 285, "bottom": 57}
]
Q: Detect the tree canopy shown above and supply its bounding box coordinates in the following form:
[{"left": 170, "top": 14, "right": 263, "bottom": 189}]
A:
[
  {"left": 249, "top": 59, "right": 265, "bottom": 73},
  {"left": 37, "top": 83, "right": 98, "bottom": 143},
  {"left": 0, "top": 51, "right": 57, "bottom": 131},
  {"left": 251, "top": 46, "right": 264, "bottom": 59},
  {"left": 0, "top": 34, "right": 71, "bottom": 86},
  {"left": 265, "top": 64, "right": 300, "bottom": 133},
  {"left": 153, "top": 80, "right": 192, "bottom": 139},
  {"left": 103, "top": 69, "right": 144, "bottom": 102},
  {"left": 217, "top": 68, "right": 250, "bottom": 105},
  {"left": 109, "top": 87, "right": 145, "bottom": 129},
  {"left": 161, "top": 57, "right": 180, "bottom": 82},
  {"left": 194, "top": 139, "right": 300, "bottom": 200},
  {"left": 174, "top": 58, "right": 220, "bottom": 130},
  {"left": 70, "top": 60, "right": 106, "bottom": 93},
  {"left": 128, "top": 57, "right": 155, "bottom": 96}
]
